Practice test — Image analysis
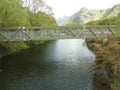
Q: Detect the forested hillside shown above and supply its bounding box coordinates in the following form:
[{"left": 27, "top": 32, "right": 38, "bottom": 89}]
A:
[{"left": 0, "top": 0, "right": 57, "bottom": 57}]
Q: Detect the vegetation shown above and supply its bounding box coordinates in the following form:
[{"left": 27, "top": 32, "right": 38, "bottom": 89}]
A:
[
  {"left": 66, "top": 22, "right": 84, "bottom": 26},
  {"left": 0, "top": 0, "right": 57, "bottom": 56},
  {"left": 112, "top": 74, "right": 120, "bottom": 90},
  {"left": 86, "top": 36, "right": 120, "bottom": 90},
  {"left": 0, "top": 0, "right": 30, "bottom": 26},
  {"left": 87, "top": 14, "right": 120, "bottom": 40},
  {"left": 86, "top": 11, "right": 120, "bottom": 90},
  {"left": 28, "top": 11, "right": 56, "bottom": 26},
  {"left": 0, "top": 0, "right": 57, "bottom": 27},
  {"left": 23, "top": 0, "right": 54, "bottom": 15},
  {"left": 87, "top": 14, "right": 120, "bottom": 25}
]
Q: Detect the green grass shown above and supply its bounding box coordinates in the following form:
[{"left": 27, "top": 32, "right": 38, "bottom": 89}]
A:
[{"left": 0, "top": 40, "right": 45, "bottom": 56}]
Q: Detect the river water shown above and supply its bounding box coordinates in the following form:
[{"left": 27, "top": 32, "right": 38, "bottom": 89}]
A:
[{"left": 0, "top": 39, "right": 108, "bottom": 90}]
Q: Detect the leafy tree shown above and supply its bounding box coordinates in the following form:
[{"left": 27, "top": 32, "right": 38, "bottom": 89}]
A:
[
  {"left": 0, "top": 0, "right": 30, "bottom": 26},
  {"left": 28, "top": 11, "right": 57, "bottom": 26},
  {"left": 0, "top": 0, "right": 57, "bottom": 27}
]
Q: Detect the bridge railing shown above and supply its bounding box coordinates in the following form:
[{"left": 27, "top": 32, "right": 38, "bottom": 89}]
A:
[{"left": 0, "top": 25, "right": 119, "bottom": 41}]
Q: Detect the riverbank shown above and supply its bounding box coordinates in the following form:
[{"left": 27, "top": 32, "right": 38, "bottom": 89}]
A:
[
  {"left": 86, "top": 36, "right": 120, "bottom": 90},
  {"left": 0, "top": 41, "right": 45, "bottom": 59}
]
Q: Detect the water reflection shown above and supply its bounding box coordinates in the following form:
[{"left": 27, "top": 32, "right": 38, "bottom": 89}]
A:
[{"left": 0, "top": 39, "right": 101, "bottom": 90}]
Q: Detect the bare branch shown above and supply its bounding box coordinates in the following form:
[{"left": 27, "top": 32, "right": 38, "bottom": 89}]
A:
[{"left": 23, "top": 0, "right": 54, "bottom": 15}]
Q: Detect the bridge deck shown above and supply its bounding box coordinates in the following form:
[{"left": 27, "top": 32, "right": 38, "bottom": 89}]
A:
[{"left": 0, "top": 25, "right": 119, "bottom": 41}]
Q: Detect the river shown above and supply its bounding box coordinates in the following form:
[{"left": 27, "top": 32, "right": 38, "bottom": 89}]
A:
[{"left": 0, "top": 39, "right": 108, "bottom": 90}]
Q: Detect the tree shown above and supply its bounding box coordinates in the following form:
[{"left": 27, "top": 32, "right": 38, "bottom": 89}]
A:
[
  {"left": 23, "top": 0, "right": 54, "bottom": 15},
  {"left": 28, "top": 11, "right": 57, "bottom": 26},
  {"left": 0, "top": 0, "right": 57, "bottom": 27},
  {"left": 0, "top": 0, "right": 30, "bottom": 26}
]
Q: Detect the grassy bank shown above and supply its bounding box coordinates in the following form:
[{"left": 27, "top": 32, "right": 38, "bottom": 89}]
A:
[
  {"left": 0, "top": 41, "right": 44, "bottom": 58},
  {"left": 86, "top": 36, "right": 120, "bottom": 90}
]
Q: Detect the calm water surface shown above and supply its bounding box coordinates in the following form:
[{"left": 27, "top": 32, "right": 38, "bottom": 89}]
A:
[{"left": 0, "top": 39, "right": 107, "bottom": 90}]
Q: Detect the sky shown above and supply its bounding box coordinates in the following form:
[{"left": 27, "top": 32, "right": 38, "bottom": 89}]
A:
[{"left": 45, "top": 0, "right": 120, "bottom": 19}]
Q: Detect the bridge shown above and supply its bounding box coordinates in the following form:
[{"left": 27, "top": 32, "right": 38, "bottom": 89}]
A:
[{"left": 0, "top": 25, "right": 119, "bottom": 41}]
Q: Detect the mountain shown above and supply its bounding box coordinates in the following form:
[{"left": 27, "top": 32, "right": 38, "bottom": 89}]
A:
[
  {"left": 57, "top": 3, "right": 120, "bottom": 25},
  {"left": 56, "top": 16, "right": 70, "bottom": 25}
]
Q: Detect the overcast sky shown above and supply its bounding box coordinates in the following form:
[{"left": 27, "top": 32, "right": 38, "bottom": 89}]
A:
[{"left": 45, "top": 0, "right": 120, "bottom": 19}]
